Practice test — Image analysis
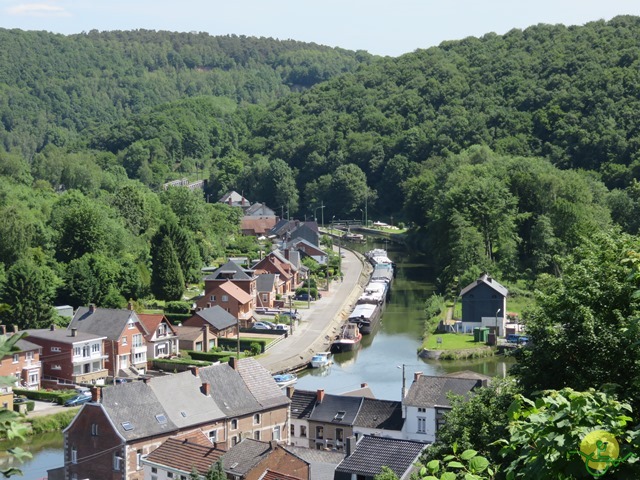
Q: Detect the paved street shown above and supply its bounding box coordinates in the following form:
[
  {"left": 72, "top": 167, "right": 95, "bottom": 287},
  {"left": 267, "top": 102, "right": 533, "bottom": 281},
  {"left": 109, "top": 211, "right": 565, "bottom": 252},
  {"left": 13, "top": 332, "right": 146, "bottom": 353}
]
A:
[{"left": 257, "top": 247, "right": 371, "bottom": 373}]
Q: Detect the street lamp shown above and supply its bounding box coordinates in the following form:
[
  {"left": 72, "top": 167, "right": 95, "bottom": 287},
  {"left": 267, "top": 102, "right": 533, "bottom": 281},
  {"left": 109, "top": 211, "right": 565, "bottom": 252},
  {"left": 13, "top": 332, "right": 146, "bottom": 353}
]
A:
[
  {"left": 314, "top": 204, "right": 325, "bottom": 226},
  {"left": 359, "top": 208, "right": 364, "bottom": 226}
]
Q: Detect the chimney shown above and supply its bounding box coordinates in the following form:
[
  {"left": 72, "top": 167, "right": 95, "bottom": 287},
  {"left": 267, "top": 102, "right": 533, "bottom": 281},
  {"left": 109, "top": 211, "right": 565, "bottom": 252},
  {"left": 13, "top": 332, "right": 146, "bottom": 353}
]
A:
[
  {"left": 89, "top": 304, "right": 96, "bottom": 313},
  {"left": 229, "top": 357, "right": 238, "bottom": 370},
  {"left": 228, "top": 197, "right": 232, "bottom": 206},
  {"left": 345, "top": 436, "right": 356, "bottom": 457},
  {"left": 201, "top": 325, "right": 209, "bottom": 352},
  {"left": 127, "top": 301, "right": 134, "bottom": 311},
  {"left": 71, "top": 328, "right": 77, "bottom": 337},
  {"left": 189, "top": 366, "right": 199, "bottom": 377},
  {"left": 0, "top": 325, "right": 5, "bottom": 335},
  {"left": 201, "top": 382, "right": 211, "bottom": 396},
  {"left": 12, "top": 325, "right": 18, "bottom": 333},
  {"left": 414, "top": 372, "right": 423, "bottom": 382},
  {"left": 360, "top": 383, "right": 368, "bottom": 388},
  {"left": 316, "top": 389, "right": 325, "bottom": 404},
  {"left": 286, "top": 386, "right": 295, "bottom": 399},
  {"left": 270, "top": 440, "right": 278, "bottom": 450},
  {"left": 91, "top": 386, "right": 101, "bottom": 403},
  {"left": 49, "top": 324, "right": 55, "bottom": 331}
]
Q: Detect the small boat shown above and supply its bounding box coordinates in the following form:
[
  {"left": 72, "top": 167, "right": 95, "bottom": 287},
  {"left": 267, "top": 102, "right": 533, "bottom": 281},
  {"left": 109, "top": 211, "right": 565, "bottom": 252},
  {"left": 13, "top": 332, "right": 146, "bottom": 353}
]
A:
[
  {"left": 273, "top": 373, "right": 297, "bottom": 388},
  {"left": 331, "top": 323, "right": 362, "bottom": 353},
  {"left": 310, "top": 352, "right": 332, "bottom": 368},
  {"left": 342, "top": 233, "right": 365, "bottom": 243},
  {"left": 348, "top": 303, "right": 381, "bottom": 335}
]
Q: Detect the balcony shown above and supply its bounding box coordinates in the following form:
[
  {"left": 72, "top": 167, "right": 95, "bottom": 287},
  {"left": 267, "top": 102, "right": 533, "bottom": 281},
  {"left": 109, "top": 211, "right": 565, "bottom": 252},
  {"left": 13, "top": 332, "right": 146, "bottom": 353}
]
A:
[
  {"left": 132, "top": 344, "right": 147, "bottom": 354},
  {"left": 73, "top": 369, "right": 109, "bottom": 384},
  {"left": 22, "top": 361, "right": 41, "bottom": 370}
]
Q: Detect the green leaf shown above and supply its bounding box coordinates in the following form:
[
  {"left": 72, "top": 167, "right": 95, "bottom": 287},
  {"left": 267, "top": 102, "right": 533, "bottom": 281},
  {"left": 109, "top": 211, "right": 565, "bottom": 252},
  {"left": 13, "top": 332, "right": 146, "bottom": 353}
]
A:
[
  {"left": 426, "top": 460, "right": 440, "bottom": 473},
  {"left": 441, "top": 473, "right": 457, "bottom": 480},
  {"left": 442, "top": 455, "right": 455, "bottom": 462},
  {"left": 468, "top": 456, "right": 490, "bottom": 473},
  {"left": 447, "top": 461, "right": 465, "bottom": 469},
  {"left": 460, "top": 449, "right": 478, "bottom": 460},
  {"left": 464, "top": 474, "right": 481, "bottom": 480}
]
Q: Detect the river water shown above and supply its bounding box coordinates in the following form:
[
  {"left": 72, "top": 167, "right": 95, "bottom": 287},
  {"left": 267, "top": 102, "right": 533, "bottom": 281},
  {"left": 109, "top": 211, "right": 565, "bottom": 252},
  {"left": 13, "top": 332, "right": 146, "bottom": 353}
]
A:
[
  {"left": 295, "top": 237, "right": 514, "bottom": 399},
  {"left": 7, "top": 236, "right": 513, "bottom": 474}
]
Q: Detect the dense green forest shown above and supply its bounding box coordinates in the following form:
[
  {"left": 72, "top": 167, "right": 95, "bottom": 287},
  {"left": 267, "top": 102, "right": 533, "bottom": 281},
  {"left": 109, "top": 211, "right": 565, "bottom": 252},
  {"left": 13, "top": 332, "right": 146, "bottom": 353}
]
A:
[{"left": 2, "top": 17, "right": 640, "bottom": 319}]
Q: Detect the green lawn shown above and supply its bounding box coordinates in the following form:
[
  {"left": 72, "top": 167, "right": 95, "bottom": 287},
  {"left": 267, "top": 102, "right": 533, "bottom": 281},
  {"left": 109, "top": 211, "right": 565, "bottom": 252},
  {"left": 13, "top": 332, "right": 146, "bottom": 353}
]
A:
[{"left": 425, "top": 333, "right": 481, "bottom": 350}]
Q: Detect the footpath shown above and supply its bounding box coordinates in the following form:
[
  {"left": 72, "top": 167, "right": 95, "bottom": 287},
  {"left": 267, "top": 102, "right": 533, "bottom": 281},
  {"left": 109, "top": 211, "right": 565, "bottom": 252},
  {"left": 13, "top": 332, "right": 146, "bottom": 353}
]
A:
[{"left": 257, "top": 247, "right": 372, "bottom": 374}]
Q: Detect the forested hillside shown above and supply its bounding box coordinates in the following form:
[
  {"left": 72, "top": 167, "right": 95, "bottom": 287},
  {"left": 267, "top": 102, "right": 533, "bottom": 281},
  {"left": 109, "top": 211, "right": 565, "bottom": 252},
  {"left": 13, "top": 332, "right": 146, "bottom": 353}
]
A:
[{"left": 3, "top": 18, "right": 640, "bottom": 322}]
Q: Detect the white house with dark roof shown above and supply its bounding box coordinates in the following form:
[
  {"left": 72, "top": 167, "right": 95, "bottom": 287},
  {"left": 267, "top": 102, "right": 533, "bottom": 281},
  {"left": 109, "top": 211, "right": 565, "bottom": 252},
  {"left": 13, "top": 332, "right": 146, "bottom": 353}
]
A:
[
  {"left": 402, "top": 372, "right": 485, "bottom": 443},
  {"left": 459, "top": 273, "right": 508, "bottom": 335},
  {"left": 63, "top": 357, "right": 290, "bottom": 480},
  {"left": 353, "top": 398, "right": 405, "bottom": 440}
]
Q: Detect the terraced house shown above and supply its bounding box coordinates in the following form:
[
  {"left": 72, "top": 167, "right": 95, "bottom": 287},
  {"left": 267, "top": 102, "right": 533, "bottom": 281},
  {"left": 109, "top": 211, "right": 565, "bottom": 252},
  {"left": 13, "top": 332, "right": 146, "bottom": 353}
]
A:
[{"left": 63, "top": 357, "right": 290, "bottom": 480}]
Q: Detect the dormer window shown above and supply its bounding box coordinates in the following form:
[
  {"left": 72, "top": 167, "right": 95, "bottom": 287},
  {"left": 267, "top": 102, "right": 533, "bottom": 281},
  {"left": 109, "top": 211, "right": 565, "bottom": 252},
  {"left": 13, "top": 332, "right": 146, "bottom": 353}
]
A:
[{"left": 128, "top": 321, "right": 134, "bottom": 330}]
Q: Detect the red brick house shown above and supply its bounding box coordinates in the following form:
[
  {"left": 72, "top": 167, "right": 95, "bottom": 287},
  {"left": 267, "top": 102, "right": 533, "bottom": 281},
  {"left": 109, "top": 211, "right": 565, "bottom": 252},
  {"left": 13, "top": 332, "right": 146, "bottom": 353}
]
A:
[
  {"left": 63, "top": 357, "right": 290, "bottom": 480},
  {"left": 198, "top": 260, "right": 257, "bottom": 309},
  {"left": 252, "top": 252, "right": 300, "bottom": 296},
  {"left": 26, "top": 326, "right": 108, "bottom": 387},
  {"left": 68, "top": 305, "right": 149, "bottom": 378},
  {"left": 256, "top": 274, "right": 281, "bottom": 309},
  {"left": 195, "top": 282, "right": 254, "bottom": 329},
  {"left": 182, "top": 306, "right": 238, "bottom": 342},
  {"left": 0, "top": 330, "right": 41, "bottom": 390}
]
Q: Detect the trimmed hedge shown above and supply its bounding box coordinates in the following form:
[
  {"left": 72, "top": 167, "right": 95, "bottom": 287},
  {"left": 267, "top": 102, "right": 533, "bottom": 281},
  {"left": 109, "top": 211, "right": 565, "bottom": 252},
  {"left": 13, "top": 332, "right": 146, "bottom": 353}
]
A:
[
  {"left": 151, "top": 358, "right": 212, "bottom": 372},
  {"left": 166, "top": 313, "right": 192, "bottom": 324},
  {"left": 219, "top": 338, "right": 267, "bottom": 353},
  {"left": 187, "top": 351, "right": 234, "bottom": 363},
  {"left": 13, "top": 388, "right": 78, "bottom": 405},
  {"left": 13, "top": 400, "right": 35, "bottom": 412}
]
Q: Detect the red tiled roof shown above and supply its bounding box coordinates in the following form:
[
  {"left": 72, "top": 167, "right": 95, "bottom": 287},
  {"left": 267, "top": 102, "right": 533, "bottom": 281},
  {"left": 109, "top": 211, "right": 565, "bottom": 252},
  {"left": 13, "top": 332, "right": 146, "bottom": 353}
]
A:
[
  {"left": 261, "top": 469, "right": 305, "bottom": 480},
  {"left": 215, "top": 281, "right": 253, "bottom": 305},
  {"left": 145, "top": 435, "right": 225, "bottom": 475},
  {"left": 138, "top": 313, "right": 177, "bottom": 336}
]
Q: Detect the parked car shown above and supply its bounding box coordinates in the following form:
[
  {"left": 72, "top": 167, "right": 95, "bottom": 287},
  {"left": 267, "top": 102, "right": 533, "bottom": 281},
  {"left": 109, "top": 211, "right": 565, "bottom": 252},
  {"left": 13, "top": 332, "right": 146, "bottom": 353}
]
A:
[
  {"left": 279, "top": 311, "right": 301, "bottom": 321},
  {"left": 273, "top": 324, "right": 290, "bottom": 333},
  {"left": 261, "top": 320, "right": 276, "bottom": 329},
  {"left": 253, "top": 321, "right": 273, "bottom": 330},
  {"left": 64, "top": 394, "right": 92, "bottom": 407},
  {"left": 294, "top": 292, "right": 321, "bottom": 301}
]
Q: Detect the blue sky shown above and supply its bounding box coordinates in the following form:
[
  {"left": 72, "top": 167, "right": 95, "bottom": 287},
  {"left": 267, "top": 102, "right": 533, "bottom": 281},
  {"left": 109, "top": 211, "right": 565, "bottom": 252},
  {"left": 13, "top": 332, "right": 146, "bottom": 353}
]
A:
[{"left": 2, "top": 0, "right": 640, "bottom": 56}]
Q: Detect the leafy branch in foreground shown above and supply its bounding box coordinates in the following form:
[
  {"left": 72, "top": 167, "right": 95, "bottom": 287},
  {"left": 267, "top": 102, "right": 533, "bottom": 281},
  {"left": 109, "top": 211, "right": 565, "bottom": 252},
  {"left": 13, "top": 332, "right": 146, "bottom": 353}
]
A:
[{"left": 415, "top": 442, "right": 496, "bottom": 480}]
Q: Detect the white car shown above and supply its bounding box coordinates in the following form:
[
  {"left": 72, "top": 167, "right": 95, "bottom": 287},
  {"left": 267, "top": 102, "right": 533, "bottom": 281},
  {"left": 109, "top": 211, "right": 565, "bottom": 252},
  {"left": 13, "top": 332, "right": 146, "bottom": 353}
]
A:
[
  {"left": 253, "top": 322, "right": 273, "bottom": 330},
  {"left": 273, "top": 324, "right": 290, "bottom": 333}
]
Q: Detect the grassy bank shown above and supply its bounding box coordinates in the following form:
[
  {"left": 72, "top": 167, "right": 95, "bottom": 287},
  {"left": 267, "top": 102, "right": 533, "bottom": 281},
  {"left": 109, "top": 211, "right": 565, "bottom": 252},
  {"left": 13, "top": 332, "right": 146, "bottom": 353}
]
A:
[
  {"left": 425, "top": 333, "right": 477, "bottom": 350},
  {"left": 29, "top": 409, "right": 78, "bottom": 435}
]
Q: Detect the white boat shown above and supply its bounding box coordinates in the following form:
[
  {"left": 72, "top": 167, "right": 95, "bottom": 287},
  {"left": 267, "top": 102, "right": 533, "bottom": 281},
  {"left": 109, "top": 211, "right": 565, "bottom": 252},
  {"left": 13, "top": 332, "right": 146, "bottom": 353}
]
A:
[
  {"left": 310, "top": 352, "right": 332, "bottom": 368},
  {"left": 273, "top": 373, "right": 297, "bottom": 388},
  {"left": 358, "top": 282, "right": 387, "bottom": 305}
]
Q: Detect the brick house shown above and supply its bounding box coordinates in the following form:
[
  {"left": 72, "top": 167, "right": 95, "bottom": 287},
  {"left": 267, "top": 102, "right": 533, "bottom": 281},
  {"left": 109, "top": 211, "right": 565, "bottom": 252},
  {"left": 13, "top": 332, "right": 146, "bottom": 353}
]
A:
[
  {"left": 194, "top": 282, "right": 254, "bottom": 329},
  {"left": 256, "top": 274, "right": 281, "bottom": 309},
  {"left": 68, "top": 305, "right": 149, "bottom": 378},
  {"left": 63, "top": 357, "right": 290, "bottom": 480},
  {"left": 0, "top": 330, "right": 41, "bottom": 390},
  {"left": 197, "top": 261, "right": 257, "bottom": 309},
  {"left": 137, "top": 313, "right": 179, "bottom": 360},
  {"left": 182, "top": 306, "right": 238, "bottom": 342},
  {"left": 26, "top": 326, "right": 108, "bottom": 387},
  {"left": 173, "top": 325, "right": 216, "bottom": 352},
  {"left": 252, "top": 252, "right": 300, "bottom": 296}
]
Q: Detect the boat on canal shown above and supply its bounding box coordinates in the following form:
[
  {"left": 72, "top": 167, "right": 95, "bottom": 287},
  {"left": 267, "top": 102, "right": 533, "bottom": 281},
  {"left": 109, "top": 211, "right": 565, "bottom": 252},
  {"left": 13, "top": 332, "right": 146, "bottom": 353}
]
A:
[
  {"left": 273, "top": 373, "right": 298, "bottom": 388},
  {"left": 330, "top": 323, "right": 362, "bottom": 353},
  {"left": 310, "top": 352, "right": 332, "bottom": 368},
  {"left": 348, "top": 303, "right": 381, "bottom": 334},
  {"left": 358, "top": 281, "right": 387, "bottom": 305}
]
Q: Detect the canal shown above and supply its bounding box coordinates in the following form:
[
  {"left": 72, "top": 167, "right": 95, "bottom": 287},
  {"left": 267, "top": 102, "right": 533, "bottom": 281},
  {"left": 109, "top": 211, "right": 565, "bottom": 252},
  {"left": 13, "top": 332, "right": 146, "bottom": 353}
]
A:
[
  {"left": 5, "top": 236, "right": 513, "bottom": 473},
  {"left": 295, "top": 237, "right": 514, "bottom": 399}
]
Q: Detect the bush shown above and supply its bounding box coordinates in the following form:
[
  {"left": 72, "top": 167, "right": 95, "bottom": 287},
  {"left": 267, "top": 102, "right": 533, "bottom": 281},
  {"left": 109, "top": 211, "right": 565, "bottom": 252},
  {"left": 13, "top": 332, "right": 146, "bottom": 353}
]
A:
[
  {"left": 249, "top": 342, "right": 261, "bottom": 356},
  {"left": 13, "top": 388, "right": 78, "bottom": 405},
  {"left": 219, "top": 338, "right": 266, "bottom": 353},
  {"left": 165, "top": 301, "right": 192, "bottom": 314},
  {"left": 165, "top": 313, "right": 192, "bottom": 324},
  {"left": 187, "top": 350, "right": 236, "bottom": 362},
  {"left": 30, "top": 410, "right": 78, "bottom": 434}
]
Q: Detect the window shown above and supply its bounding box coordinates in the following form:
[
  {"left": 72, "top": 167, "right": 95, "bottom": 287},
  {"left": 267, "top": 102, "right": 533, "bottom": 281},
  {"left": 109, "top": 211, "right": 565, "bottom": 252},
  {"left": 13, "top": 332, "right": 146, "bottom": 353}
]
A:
[
  {"left": 91, "top": 343, "right": 100, "bottom": 353},
  {"left": 418, "top": 407, "right": 426, "bottom": 412},
  {"left": 52, "top": 364, "right": 61, "bottom": 370},
  {"left": 262, "top": 294, "right": 268, "bottom": 302},
  {"left": 127, "top": 320, "right": 134, "bottom": 330},
  {"left": 71, "top": 446, "right": 77, "bottom": 464},
  {"left": 208, "top": 429, "right": 217, "bottom": 443},
  {"left": 254, "top": 431, "right": 260, "bottom": 440},
  {"left": 253, "top": 413, "right": 261, "bottom": 425},
  {"left": 28, "top": 372, "right": 38, "bottom": 385},
  {"left": 273, "top": 425, "right": 281, "bottom": 441},
  {"left": 300, "top": 425, "right": 307, "bottom": 438},
  {"left": 91, "top": 424, "right": 99, "bottom": 436},
  {"left": 26, "top": 351, "right": 34, "bottom": 361},
  {"left": 336, "top": 428, "right": 344, "bottom": 442},
  {"left": 222, "top": 295, "right": 229, "bottom": 302},
  {"left": 417, "top": 417, "right": 426, "bottom": 434},
  {"left": 210, "top": 295, "right": 216, "bottom": 302},
  {"left": 151, "top": 467, "right": 157, "bottom": 473},
  {"left": 290, "top": 424, "right": 295, "bottom": 436},
  {"left": 158, "top": 324, "right": 167, "bottom": 336},
  {"left": 73, "top": 347, "right": 81, "bottom": 356},
  {"left": 231, "top": 419, "right": 238, "bottom": 430},
  {"left": 232, "top": 435, "right": 239, "bottom": 446},
  {"left": 113, "top": 453, "right": 123, "bottom": 471},
  {"left": 121, "top": 336, "right": 127, "bottom": 346},
  {"left": 12, "top": 354, "right": 18, "bottom": 364},
  {"left": 167, "top": 473, "right": 174, "bottom": 478},
  {"left": 316, "top": 426, "right": 323, "bottom": 439},
  {"left": 51, "top": 346, "right": 61, "bottom": 352},
  {"left": 133, "top": 334, "right": 143, "bottom": 347},
  {"left": 137, "top": 450, "right": 142, "bottom": 470}
]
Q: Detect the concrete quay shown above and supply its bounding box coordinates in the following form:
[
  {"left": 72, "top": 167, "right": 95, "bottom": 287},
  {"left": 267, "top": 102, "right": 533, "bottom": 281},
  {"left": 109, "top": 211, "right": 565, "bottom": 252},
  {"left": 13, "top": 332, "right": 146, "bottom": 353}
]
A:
[{"left": 256, "top": 247, "right": 372, "bottom": 374}]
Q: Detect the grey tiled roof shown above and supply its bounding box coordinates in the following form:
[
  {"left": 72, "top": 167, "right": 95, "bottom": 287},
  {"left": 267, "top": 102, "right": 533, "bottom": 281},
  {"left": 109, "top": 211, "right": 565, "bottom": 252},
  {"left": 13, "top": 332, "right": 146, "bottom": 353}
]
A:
[
  {"left": 193, "top": 306, "right": 237, "bottom": 331},
  {"left": 204, "top": 260, "right": 254, "bottom": 281},
  {"left": 147, "top": 371, "right": 225, "bottom": 428},
  {"left": 290, "top": 390, "right": 317, "bottom": 420},
  {"left": 15, "top": 338, "right": 41, "bottom": 352},
  {"left": 309, "top": 394, "right": 363, "bottom": 425},
  {"left": 236, "top": 357, "right": 290, "bottom": 410},
  {"left": 256, "top": 274, "right": 277, "bottom": 292},
  {"left": 353, "top": 398, "right": 404, "bottom": 431},
  {"left": 69, "top": 307, "right": 144, "bottom": 340},
  {"left": 284, "top": 445, "right": 344, "bottom": 480},
  {"left": 335, "top": 435, "right": 427, "bottom": 478},
  {"left": 101, "top": 381, "right": 177, "bottom": 441},
  {"left": 460, "top": 273, "right": 508, "bottom": 297},
  {"left": 221, "top": 438, "right": 273, "bottom": 476},
  {"left": 26, "top": 328, "right": 105, "bottom": 344},
  {"left": 403, "top": 375, "right": 483, "bottom": 408}
]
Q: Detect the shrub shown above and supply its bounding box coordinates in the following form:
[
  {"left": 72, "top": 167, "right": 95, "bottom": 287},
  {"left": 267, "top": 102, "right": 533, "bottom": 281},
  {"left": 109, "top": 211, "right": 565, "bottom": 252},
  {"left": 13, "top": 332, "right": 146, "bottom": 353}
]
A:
[
  {"left": 165, "top": 301, "right": 192, "bottom": 314},
  {"left": 29, "top": 410, "right": 78, "bottom": 435},
  {"left": 249, "top": 342, "right": 261, "bottom": 356},
  {"left": 13, "top": 388, "right": 78, "bottom": 405}
]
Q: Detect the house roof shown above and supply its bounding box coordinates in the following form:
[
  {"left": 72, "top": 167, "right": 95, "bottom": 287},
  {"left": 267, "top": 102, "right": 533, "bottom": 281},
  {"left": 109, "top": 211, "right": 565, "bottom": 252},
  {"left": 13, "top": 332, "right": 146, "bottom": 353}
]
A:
[
  {"left": 15, "top": 338, "right": 42, "bottom": 353},
  {"left": 290, "top": 390, "right": 317, "bottom": 420},
  {"left": 137, "top": 314, "right": 177, "bottom": 338},
  {"left": 256, "top": 273, "right": 278, "bottom": 293},
  {"left": 241, "top": 217, "right": 278, "bottom": 235},
  {"left": 353, "top": 398, "right": 404, "bottom": 431},
  {"left": 308, "top": 393, "right": 363, "bottom": 425},
  {"left": 219, "top": 190, "right": 250, "bottom": 208},
  {"left": 286, "top": 238, "right": 327, "bottom": 257},
  {"left": 270, "top": 219, "right": 297, "bottom": 237},
  {"left": 335, "top": 435, "right": 427, "bottom": 478},
  {"left": 192, "top": 306, "right": 237, "bottom": 331},
  {"left": 340, "top": 384, "right": 376, "bottom": 399},
  {"left": 253, "top": 256, "right": 292, "bottom": 280},
  {"left": 215, "top": 281, "right": 253, "bottom": 305},
  {"left": 204, "top": 260, "right": 255, "bottom": 281},
  {"left": 403, "top": 375, "right": 483, "bottom": 408},
  {"left": 460, "top": 273, "right": 508, "bottom": 297},
  {"left": 69, "top": 306, "right": 147, "bottom": 340},
  {"left": 222, "top": 438, "right": 274, "bottom": 476},
  {"left": 144, "top": 434, "right": 224, "bottom": 476},
  {"left": 25, "top": 328, "right": 106, "bottom": 344},
  {"left": 260, "top": 470, "right": 303, "bottom": 480},
  {"left": 173, "top": 325, "right": 205, "bottom": 341},
  {"left": 236, "top": 357, "right": 291, "bottom": 411},
  {"left": 283, "top": 446, "right": 344, "bottom": 480},
  {"left": 270, "top": 249, "right": 299, "bottom": 272},
  {"left": 245, "top": 202, "right": 276, "bottom": 217}
]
